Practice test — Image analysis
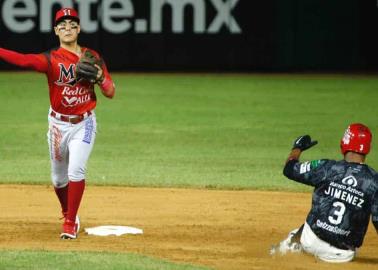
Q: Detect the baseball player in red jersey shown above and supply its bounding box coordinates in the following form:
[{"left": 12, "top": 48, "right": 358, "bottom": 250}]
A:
[{"left": 0, "top": 8, "right": 115, "bottom": 239}]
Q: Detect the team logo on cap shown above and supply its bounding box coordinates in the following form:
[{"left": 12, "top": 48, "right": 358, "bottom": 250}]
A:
[
  {"left": 341, "top": 175, "right": 358, "bottom": 187},
  {"left": 62, "top": 9, "right": 72, "bottom": 16},
  {"left": 342, "top": 128, "right": 351, "bottom": 145}
]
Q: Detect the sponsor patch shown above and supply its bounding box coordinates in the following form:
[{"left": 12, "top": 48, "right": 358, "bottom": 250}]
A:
[
  {"left": 299, "top": 162, "right": 311, "bottom": 174},
  {"left": 83, "top": 118, "right": 94, "bottom": 144},
  {"left": 341, "top": 175, "right": 358, "bottom": 187},
  {"left": 310, "top": 160, "right": 321, "bottom": 169},
  {"left": 316, "top": 219, "right": 351, "bottom": 236}
]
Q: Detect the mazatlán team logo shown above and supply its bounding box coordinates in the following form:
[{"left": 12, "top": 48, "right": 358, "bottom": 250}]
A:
[
  {"left": 341, "top": 127, "right": 351, "bottom": 145},
  {"left": 55, "top": 63, "right": 77, "bottom": 86},
  {"left": 341, "top": 175, "right": 358, "bottom": 187}
]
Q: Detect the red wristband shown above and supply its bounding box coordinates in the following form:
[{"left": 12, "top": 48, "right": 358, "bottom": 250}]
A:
[{"left": 100, "top": 78, "right": 112, "bottom": 89}]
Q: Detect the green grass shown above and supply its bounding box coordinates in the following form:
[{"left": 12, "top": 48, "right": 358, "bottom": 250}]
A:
[
  {"left": 1, "top": 73, "right": 378, "bottom": 191},
  {"left": 1, "top": 72, "right": 378, "bottom": 269},
  {"left": 0, "top": 250, "right": 210, "bottom": 270}
]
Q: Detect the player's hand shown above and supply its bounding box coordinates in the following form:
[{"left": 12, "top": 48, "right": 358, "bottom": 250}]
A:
[{"left": 292, "top": 135, "right": 318, "bottom": 151}]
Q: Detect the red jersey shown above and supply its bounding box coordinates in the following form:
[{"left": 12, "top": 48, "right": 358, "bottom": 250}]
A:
[{"left": 0, "top": 47, "right": 114, "bottom": 115}]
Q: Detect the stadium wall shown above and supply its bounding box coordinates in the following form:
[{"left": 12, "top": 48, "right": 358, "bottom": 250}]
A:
[{"left": 0, "top": 0, "right": 377, "bottom": 71}]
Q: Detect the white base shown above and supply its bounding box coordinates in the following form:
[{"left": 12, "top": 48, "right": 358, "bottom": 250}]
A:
[{"left": 85, "top": 225, "right": 143, "bottom": 236}]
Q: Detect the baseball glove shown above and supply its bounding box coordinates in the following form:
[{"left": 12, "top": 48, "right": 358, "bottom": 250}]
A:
[{"left": 76, "top": 50, "right": 104, "bottom": 83}]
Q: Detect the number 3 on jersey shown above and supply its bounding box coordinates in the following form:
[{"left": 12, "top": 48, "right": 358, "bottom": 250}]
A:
[{"left": 328, "top": 201, "right": 346, "bottom": 225}]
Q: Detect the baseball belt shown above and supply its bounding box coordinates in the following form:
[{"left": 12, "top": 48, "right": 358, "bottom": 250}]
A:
[{"left": 50, "top": 111, "right": 92, "bottom": 124}]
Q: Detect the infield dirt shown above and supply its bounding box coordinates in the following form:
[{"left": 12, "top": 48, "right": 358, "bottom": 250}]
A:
[{"left": 0, "top": 185, "right": 377, "bottom": 270}]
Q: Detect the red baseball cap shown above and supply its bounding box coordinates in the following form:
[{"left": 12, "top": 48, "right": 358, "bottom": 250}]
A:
[{"left": 55, "top": 8, "right": 80, "bottom": 25}]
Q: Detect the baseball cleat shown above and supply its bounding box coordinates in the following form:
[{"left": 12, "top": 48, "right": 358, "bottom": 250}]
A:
[
  {"left": 270, "top": 229, "right": 303, "bottom": 255},
  {"left": 60, "top": 216, "right": 80, "bottom": 239}
]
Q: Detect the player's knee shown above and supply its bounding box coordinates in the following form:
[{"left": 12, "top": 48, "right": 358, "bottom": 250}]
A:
[
  {"left": 51, "top": 175, "right": 69, "bottom": 188},
  {"left": 68, "top": 166, "right": 86, "bottom": 181}
]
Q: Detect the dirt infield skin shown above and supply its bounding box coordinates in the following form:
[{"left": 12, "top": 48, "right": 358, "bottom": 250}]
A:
[{"left": 0, "top": 185, "right": 377, "bottom": 270}]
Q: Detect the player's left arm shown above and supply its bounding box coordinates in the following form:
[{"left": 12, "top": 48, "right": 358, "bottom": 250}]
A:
[{"left": 96, "top": 59, "right": 115, "bottom": 99}]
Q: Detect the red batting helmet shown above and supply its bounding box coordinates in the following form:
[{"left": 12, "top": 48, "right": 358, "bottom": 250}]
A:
[
  {"left": 340, "top": 123, "right": 372, "bottom": 155},
  {"left": 55, "top": 8, "right": 80, "bottom": 25}
]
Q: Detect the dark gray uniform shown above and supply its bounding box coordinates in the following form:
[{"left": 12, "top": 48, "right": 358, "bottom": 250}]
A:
[{"left": 284, "top": 159, "right": 378, "bottom": 250}]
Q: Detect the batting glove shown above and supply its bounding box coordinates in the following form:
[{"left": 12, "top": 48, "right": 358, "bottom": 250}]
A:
[{"left": 292, "top": 135, "right": 318, "bottom": 151}]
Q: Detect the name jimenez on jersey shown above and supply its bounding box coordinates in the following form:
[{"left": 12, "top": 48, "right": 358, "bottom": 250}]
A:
[
  {"left": 324, "top": 181, "right": 365, "bottom": 208},
  {"left": 300, "top": 161, "right": 365, "bottom": 208},
  {"left": 299, "top": 160, "right": 367, "bottom": 237},
  {"left": 320, "top": 180, "right": 365, "bottom": 236}
]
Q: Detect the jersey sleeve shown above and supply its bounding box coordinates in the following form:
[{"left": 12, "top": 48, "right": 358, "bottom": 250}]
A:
[
  {"left": 0, "top": 48, "right": 48, "bottom": 73},
  {"left": 283, "top": 159, "right": 331, "bottom": 187},
  {"left": 372, "top": 188, "right": 378, "bottom": 232},
  {"left": 100, "top": 59, "right": 112, "bottom": 82},
  {"left": 98, "top": 58, "right": 115, "bottom": 98}
]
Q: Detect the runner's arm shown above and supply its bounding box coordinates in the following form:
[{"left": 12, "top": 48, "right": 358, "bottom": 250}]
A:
[{"left": 283, "top": 149, "right": 329, "bottom": 187}]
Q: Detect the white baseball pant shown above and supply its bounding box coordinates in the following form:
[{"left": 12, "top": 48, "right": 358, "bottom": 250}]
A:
[
  {"left": 300, "top": 222, "right": 356, "bottom": 263},
  {"left": 47, "top": 110, "right": 97, "bottom": 188}
]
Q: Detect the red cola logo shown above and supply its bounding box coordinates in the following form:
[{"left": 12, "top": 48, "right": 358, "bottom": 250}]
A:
[{"left": 61, "top": 86, "right": 92, "bottom": 107}]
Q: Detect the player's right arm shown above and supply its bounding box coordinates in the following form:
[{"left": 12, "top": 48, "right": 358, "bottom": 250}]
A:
[
  {"left": 283, "top": 156, "right": 329, "bottom": 186},
  {"left": 283, "top": 135, "right": 327, "bottom": 186},
  {"left": 0, "top": 47, "right": 48, "bottom": 73}
]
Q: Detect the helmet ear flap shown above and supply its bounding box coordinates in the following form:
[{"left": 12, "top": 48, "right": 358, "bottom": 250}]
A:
[{"left": 340, "top": 123, "right": 372, "bottom": 155}]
